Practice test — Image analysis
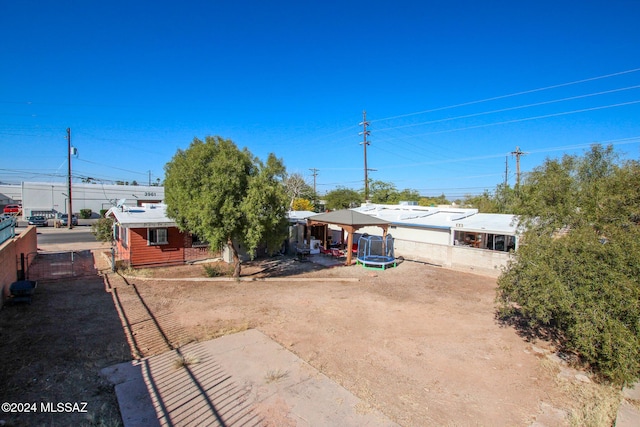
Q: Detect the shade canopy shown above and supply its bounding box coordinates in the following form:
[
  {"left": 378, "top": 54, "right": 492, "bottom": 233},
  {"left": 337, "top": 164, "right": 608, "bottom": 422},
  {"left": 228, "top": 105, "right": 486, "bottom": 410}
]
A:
[{"left": 307, "top": 209, "right": 391, "bottom": 265}]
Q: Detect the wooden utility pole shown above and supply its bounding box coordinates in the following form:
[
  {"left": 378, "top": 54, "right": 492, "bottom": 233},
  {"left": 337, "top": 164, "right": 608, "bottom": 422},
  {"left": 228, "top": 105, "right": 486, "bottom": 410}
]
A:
[
  {"left": 67, "top": 128, "right": 73, "bottom": 229},
  {"left": 504, "top": 155, "right": 509, "bottom": 186},
  {"left": 511, "top": 146, "right": 526, "bottom": 186},
  {"left": 359, "top": 111, "right": 371, "bottom": 201},
  {"left": 309, "top": 168, "right": 319, "bottom": 205}
]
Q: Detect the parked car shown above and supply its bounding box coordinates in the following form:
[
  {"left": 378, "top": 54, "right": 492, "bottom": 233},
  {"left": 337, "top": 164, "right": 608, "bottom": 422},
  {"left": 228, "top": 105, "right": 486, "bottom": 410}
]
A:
[
  {"left": 60, "top": 214, "right": 78, "bottom": 226},
  {"left": 28, "top": 216, "right": 48, "bottom": 227},
  {"left": 1, "top": 213, "right": 15, "bottom": 222},
  {"left": 3, "top": 204, "right": 21, "bottom": 214}
]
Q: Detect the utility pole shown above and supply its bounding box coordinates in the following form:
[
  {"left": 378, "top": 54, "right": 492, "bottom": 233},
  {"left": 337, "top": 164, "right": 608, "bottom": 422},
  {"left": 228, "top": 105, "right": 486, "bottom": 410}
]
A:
[
  {"left": 67, "top": 128, "right": 73, "bottom": 229},
  {"left": 148, "top": 170, "right": 151, "bottom": 186},
  {"left": 359, "top": 110, "right": 371, "bottom": 201},
  {"left": 309, "top": 168, "right": 319, "bottom": 202},
  {"left": 511, "top": 146, "right": 526, "bottom": 186},
  {"left": 504, "top": 155, "right": 509, "bottom": 186}
]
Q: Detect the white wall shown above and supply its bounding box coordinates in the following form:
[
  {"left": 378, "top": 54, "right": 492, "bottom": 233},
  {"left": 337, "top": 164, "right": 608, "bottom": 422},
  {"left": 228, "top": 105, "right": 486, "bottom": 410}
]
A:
[
  {"left": 21, "top": 182, "right": 164, "bottom": 218},
  {"left": 343, "top": 223, "right": 511, "bottom": 277}
]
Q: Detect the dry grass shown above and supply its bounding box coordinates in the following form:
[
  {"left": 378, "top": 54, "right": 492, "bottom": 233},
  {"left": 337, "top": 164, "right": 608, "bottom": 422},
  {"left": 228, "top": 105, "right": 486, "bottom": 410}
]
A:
[
  {"left": 265, "top": 369, "right": 289, "bottom": 384},
  {"left": 173, "top": 353, "right": 200, "bottom": 369},
  {"left": 119, "top": 266, "right": 153, "bottom": 277},
  {"left": 196, "top": 321, "right": 252, "bottom": 342},
  {"left": 565, "top": 381, "right": 621, "bottom": 427},
  {"left": 535, "top": 351, "right": 622, "bottom": 426}
]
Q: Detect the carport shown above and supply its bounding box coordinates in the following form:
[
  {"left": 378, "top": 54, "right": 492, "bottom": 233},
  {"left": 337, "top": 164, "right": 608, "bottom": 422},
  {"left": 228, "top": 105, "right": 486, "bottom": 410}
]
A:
[{"left": 307, "top": 210, "right": 391, "bottom": 265}]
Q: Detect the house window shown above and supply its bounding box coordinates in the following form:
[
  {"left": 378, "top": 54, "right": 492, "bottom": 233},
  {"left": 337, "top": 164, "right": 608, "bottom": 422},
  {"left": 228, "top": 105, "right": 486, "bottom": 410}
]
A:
[
  {"left": 148, "top": 228, "right": 168, "bottom": 245},
  {"left": 191, "top": 233, "right": 208, "bottom": 247}
]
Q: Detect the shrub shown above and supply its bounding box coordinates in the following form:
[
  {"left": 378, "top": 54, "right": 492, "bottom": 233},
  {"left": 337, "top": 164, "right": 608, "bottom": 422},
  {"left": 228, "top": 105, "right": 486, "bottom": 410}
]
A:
[
  {"left": 80, "top": 208, "right": 92, "bottom": 219},
  {"left": 497, "top": 145, "right": 640, "bottom": 385},
  {"left": 203, "top": 263, "right": 232, "bottom": 277},
  {"left": 91, "top": 217, "right": 114, "bottom": 243}
]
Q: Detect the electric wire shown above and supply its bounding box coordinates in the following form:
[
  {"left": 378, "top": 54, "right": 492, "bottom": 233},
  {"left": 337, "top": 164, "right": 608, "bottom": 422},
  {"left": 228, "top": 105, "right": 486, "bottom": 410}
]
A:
[{"left": 369, "top": 67, "right": 640, "bottom": 123}]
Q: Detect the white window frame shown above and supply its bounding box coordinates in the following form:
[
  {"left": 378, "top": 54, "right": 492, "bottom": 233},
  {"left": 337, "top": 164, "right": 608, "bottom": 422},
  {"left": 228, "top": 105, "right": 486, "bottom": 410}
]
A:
[{"left": 148, "top": 227, "right": 168, "bottom": 246}]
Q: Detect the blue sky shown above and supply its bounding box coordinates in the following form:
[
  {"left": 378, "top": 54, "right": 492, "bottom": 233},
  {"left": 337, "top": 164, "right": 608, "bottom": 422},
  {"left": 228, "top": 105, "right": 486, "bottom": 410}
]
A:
[{"left": 2, "top": 1, "right": 639, "bottom": 199}]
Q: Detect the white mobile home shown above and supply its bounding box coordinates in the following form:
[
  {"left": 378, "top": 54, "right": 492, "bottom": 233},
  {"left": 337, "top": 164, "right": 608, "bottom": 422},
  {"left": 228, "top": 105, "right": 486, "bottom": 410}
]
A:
[{"left": 351, "top": 204, "right": 519, "bottom": 276}]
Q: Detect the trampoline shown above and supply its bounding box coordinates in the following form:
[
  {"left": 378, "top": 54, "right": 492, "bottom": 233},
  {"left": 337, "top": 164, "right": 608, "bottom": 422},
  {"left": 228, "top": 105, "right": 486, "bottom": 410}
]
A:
[{"left": 356, "top": 234, "right": 396, "bottom": 270}]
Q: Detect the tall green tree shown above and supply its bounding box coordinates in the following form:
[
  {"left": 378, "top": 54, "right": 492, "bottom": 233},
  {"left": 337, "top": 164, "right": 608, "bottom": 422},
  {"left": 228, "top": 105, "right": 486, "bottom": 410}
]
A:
[
  {"left": 324, "top": 187, "right": 362, "bottom": 210},
  {"left": 497, "top": 145, "right": 640, "bottom": 385},
  {"left": 395, "top": 188, "right": 421, "bottom": 203},
  {"left": 369, "top": 180, "right": 397, "bottom": 204},
  {"left": 164, "top": 136, "right": 288, "bottom": 277}
]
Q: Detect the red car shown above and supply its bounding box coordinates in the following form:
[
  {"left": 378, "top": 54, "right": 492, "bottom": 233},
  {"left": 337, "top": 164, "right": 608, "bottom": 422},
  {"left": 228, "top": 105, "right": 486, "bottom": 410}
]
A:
[{"left": 3, "top": 204, "right": 21, "bottom": 214}]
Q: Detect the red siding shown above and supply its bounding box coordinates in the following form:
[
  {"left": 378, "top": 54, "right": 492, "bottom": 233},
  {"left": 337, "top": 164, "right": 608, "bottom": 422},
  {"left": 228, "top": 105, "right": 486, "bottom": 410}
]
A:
[{"left": 129, "top": 227, "right": 185, "bottom": 268}]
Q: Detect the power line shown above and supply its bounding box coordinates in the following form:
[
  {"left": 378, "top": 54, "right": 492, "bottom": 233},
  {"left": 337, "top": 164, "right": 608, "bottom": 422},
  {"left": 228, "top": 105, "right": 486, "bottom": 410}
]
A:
[
  {"left": 371, "top": 136, "right": 640, "bottom": 170},
  {"left": 370, "top": 67, "right": 640, "bottom": 123},
  {"left": 374, "top": 84, "right": 640, "bottom": 133},
  {"left": 376, "top": 100, "right": 640, "bottom": 142}
]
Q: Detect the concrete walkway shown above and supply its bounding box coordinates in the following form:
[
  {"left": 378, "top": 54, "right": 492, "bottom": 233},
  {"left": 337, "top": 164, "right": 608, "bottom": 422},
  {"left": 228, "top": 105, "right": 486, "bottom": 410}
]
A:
[
  {"left": 616, "top": 382, "right": 640, "bottom": 427},
  {"left": 102, "top": 329, "right": 397, "bottom": 427}
]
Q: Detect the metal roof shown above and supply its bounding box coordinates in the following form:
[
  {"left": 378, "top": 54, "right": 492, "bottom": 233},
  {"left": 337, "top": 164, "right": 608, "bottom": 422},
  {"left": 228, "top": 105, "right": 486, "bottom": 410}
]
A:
[
  {"left": 106, "top": 204, "right": 177, "bottom": 228},
  {"left": 353, "top": 204, "right": 519, "bottom": 234},
  {"left": 308, "top": 209, "right": 391, "bottom": 227},
  {"left": 454, "top": 213, "right": 519, "bottom": 234}
]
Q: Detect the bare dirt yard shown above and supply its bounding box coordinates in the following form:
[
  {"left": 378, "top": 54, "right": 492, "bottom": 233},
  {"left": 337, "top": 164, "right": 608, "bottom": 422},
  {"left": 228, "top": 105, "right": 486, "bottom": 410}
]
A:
[
  {"left": 116, "top": 256, "right": 620, "bottom": 426},
  {"left": 0, "top": 253, "right": 620, "bottom": 426}
]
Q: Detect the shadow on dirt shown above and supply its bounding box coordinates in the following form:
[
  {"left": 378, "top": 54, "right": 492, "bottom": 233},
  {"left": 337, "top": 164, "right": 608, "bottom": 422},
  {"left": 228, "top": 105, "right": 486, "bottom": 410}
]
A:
[
  {"left": 0, "top": 253, "right": 131, "bottom": 426},
  {"left": 243, "top": 256, "right": 329, "bottom": 278}
]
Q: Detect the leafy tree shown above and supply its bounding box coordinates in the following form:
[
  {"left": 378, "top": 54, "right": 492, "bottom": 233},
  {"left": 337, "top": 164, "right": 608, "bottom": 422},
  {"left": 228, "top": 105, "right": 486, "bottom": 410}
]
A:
[
  {"left": 369, "top": 180, "right": 397, "bottom": 204},
  {"left": 292, "top": 198, "right": 314, "bottom": 211},
  {"left": 91, "top": 217, "right": 114, "bottom": 243},
  {"left": 395, "top": 188, "right": 421, "bottom": 203},
  {"left": 366, "top": 180, "right": 421, "bottom": 204},
  {"left": 164, "top": 136, "right": 288, "bottom": 277},
  {"left": 419, "top": 193, "right": 450, "bottom": 207},
  {"left": 497, "top": 145, "right": 640, "bottom": 385},
  {"left": 324, "top": 187, "right": 362, "bottom": 210},
  {"left": 463, "top": 190, "right": 500, "bottom": 212}
]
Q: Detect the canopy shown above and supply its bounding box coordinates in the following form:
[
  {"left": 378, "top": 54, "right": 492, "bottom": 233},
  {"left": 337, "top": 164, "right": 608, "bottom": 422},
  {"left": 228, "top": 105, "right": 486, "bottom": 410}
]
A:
[{"left": 307, "top": 210, "right": 390, "bottom": 265}]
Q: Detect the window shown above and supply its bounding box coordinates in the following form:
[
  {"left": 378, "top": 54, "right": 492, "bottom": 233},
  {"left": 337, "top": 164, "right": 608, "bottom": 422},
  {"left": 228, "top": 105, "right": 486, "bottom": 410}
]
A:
[
  {"left": 191, "top": 233, "right": 208, "bottom": 247},
  {"left": 148, "top": 228, "right": 168, "bottom": 245}
]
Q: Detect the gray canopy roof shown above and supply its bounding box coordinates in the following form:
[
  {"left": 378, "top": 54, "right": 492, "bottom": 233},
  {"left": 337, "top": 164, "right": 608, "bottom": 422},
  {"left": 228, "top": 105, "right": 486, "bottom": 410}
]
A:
[{"left": 307, "top": 209, "right": 390, "bottom": 229}]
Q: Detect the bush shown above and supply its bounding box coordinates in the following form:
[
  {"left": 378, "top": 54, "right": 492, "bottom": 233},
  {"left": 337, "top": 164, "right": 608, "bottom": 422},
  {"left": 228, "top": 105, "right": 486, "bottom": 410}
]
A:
[
  {"left": 91, "top": 217, "right": 114, "bottom": 243},
  {"left": 203, "top": 263, "right": 232, "bottom": 277},
  {"left": 497, "top": 146, "right": 640, "bottom": 385},
  {"left": 80, "top": 209, "right": 92, "bottom": 219},
  {"left": 99, "top": 209, "right": 108, "bottom": 217}
]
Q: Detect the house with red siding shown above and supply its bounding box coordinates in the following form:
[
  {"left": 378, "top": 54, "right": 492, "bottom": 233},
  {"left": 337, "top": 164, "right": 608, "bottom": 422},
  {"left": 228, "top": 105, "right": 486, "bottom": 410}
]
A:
[{"left": 106, "top": 203, "right": 212, "bottom": 268}]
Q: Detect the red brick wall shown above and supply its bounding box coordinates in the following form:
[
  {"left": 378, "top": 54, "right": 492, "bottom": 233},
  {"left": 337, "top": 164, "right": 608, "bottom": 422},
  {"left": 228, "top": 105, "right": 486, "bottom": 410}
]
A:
[{"left": 183, "top": 233, "right": 217, "bottom": 262}]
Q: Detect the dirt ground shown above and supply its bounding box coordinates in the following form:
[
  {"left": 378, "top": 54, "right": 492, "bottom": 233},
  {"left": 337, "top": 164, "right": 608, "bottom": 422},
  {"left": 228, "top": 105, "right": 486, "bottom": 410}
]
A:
[
  {"left": 0, "top": 253, "right": 619, "bottom": 426},
  {"left": 0, "top": 274, "right": 130, "bottom": 426}
]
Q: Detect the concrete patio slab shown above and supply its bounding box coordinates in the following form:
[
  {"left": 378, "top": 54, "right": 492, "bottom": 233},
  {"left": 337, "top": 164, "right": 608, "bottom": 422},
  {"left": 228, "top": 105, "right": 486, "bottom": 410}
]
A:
[{"left": 102, "top": 329, "right": 397, "bottom": 426}]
